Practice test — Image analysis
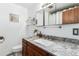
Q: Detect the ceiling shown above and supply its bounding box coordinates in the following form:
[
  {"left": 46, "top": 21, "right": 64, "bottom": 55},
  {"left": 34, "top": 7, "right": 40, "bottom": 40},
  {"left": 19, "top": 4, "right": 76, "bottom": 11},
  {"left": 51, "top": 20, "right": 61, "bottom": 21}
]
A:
[{"left": 16, "top": 3, "right": 40, "bottom": 9}]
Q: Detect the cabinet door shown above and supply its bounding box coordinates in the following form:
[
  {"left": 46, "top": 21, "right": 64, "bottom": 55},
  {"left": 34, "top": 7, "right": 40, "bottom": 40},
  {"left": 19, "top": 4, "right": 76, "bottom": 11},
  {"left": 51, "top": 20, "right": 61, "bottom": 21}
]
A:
[
  {"left": 68, "top": 8, "right": 74, "bottom": 24},
  {"left": 74, "top": 7, "right": 78, "bottom": 23},
  {"left": 62, "top": 7, "right": 79, "bottom": 24},
  {"left": 27, "top": 46, "right": 41, "bottom": 56},
  {"left": 36, "top": 10, "right": 43, "bottom": 26},
  {"left": 77, "top": 6, "right": 79, "bottom": 23},
  {"left": 74, "top": 6, "right": 79, "bottom": 23},
  {"left": 62, "top": 10, "right": 69, "bottom": 24},
  {"left": 27, "top": 46, "right": 34, "bottom": 56},
  {"left": 22, "top": 43, "right": 28, "bottom": 56},
  {"left": 62, "top": 9, "right": 75, "bottom": 24}
]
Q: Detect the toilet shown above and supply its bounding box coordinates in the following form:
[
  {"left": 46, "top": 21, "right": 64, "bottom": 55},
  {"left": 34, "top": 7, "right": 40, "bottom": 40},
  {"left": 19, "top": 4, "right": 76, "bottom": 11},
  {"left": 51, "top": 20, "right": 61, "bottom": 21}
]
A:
[{"left": 12, "top": 45, "right": 22, "bottom": 56}]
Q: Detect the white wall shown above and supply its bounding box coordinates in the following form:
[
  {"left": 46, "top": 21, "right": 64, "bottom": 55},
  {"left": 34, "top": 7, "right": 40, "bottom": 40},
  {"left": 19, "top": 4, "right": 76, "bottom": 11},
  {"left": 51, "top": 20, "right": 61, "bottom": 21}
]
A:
[
  {"left": 16, "top": 3, "right": 40, "bottom": 18},
  {"left": 24, "top": 3, "right": 41, "bottom": 38},
  {"left": 27, "top": 4, "right": 40, "bottom": 17},
  {"left": 0, "top": 3, "right": 27, "bottom": 56},
  {"left": 38, "top": 24, "right": 79, "bottom": 40}
]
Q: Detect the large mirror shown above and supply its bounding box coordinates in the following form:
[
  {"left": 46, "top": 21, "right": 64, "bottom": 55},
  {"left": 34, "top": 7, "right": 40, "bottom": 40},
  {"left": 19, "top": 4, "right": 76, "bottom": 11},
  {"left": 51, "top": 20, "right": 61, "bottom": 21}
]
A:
[{"left": 36, "top": 3, "right": 79, "bottom": 26}]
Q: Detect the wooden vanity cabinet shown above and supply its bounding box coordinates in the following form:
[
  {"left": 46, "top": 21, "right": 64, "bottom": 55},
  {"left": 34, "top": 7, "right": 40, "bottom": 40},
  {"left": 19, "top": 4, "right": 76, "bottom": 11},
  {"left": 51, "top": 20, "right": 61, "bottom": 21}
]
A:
[
  {"left": 22, "top": 39, "right": 54, "bottom": 56},
  {"left": 68, "top": 8, "right": 75, "bottom": 24},
  {"left": 27, "top": 46, "right": 42, "bottom": 56},
  {"left": 74, "top": 6, "right": 79, "bottom": 23},
  {"left": 62, "top": 8, "right": 75, "bottom": 24},
  {"left": 62, "top": 6, "right": 79, "bottom": 24},
  {"left": 62, "top": 10, "right": 69, "bottom": 24},
  {"left": 22, "top": 39, "right": 28, "bottom": 56}
]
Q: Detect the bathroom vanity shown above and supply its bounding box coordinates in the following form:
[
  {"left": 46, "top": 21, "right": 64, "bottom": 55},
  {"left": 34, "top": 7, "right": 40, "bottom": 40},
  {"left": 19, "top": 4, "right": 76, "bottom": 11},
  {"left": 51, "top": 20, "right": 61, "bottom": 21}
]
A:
[
  {"left": 22, "top": 36, "right": 79, "bottom": 56},
  {"left": 22, "top": 39, "right": 54, "bottom": 56}
]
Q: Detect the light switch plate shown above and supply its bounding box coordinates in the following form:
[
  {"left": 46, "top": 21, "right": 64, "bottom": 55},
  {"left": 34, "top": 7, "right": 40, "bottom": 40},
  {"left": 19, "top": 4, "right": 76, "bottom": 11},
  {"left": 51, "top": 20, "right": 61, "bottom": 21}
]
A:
[{"left": 73, "top": 28, "right": 79, "bottom": 35}]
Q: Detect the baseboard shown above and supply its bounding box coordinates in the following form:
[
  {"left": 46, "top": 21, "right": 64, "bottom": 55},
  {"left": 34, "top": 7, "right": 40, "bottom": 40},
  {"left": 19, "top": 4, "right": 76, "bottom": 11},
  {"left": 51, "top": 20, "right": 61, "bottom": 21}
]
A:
[{"left": 6, "top": 52, "right": 15, "bottom": 56}]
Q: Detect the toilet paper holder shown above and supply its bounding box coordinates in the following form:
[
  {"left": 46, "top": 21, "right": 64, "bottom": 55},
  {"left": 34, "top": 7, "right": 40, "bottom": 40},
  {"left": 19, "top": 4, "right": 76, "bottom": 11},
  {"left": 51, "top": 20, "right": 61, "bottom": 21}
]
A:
[{"left": 0, "top": 36, "right": 5, "bottom": 43}]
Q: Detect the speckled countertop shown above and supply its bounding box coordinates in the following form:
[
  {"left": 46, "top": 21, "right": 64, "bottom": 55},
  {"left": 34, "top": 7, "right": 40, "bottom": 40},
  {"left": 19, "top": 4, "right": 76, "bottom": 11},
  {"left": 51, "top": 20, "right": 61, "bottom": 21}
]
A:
[{"left": 23, "top": 37, "right": 79, "bottom": 56}]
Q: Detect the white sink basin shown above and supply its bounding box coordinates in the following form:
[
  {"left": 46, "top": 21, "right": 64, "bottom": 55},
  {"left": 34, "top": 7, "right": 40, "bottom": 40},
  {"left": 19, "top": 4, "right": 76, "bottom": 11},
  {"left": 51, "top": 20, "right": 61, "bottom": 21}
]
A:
[{"left": 34, "top": 39, "right": 53, "bottom": 47}]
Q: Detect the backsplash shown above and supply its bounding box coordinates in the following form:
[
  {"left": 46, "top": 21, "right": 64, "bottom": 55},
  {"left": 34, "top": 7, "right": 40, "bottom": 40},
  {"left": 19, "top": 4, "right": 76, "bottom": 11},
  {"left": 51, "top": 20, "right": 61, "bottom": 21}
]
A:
[
  {"left": 41, "top": 35, "right": 79, "bottom": 45},
  {"left": 37, "top": 24, "right": 79, "bottom": 40}
]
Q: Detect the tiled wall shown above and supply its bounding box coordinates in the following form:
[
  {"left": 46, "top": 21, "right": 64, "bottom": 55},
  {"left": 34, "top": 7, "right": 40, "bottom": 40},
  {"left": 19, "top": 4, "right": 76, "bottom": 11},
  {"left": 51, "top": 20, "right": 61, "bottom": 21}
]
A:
[{"left": 37, "top": 24, "right": 79, "bottom": 40}]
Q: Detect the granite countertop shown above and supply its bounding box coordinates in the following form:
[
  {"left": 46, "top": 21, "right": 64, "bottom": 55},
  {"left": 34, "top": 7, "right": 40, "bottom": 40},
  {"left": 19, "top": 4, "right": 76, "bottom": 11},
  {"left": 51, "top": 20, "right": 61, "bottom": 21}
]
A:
[{"left": 23, "top": 37, "right": 79, "bottom": 56}]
